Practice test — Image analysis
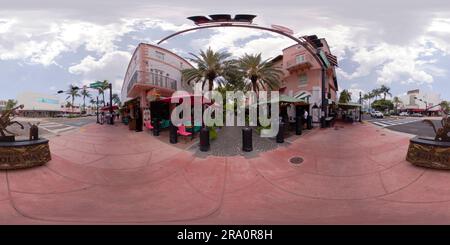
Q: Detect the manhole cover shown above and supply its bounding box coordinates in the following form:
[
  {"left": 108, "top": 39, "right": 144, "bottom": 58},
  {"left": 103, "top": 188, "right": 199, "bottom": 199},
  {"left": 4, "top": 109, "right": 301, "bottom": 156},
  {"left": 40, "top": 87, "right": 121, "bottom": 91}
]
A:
[
  {"left": 289, "top": 156, "right": 304, "bottom": 164},
  {"left": 381, "top": 134, "right": 385, "bottom": 136}
]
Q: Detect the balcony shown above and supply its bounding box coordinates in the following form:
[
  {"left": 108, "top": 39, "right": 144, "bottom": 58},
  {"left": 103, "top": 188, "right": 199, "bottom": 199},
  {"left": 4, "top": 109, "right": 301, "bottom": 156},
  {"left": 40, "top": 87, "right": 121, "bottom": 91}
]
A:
[
  {"left": 127, "top": 71, "right": 178, "bottom": 96},
  {"left": 286, "top": 54, "right": 313, "bottom": 72}
]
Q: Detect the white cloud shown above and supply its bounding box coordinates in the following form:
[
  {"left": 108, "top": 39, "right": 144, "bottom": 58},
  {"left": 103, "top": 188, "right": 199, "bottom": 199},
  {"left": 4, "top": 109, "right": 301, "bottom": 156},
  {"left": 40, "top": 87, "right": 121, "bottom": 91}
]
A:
[{"left": 68, "top": 51, "right": 131, "bottom": 95}]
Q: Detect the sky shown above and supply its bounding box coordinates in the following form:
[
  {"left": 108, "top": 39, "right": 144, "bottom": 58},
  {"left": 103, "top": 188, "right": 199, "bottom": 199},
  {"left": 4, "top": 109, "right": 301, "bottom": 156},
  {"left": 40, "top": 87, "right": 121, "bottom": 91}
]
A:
[{"left": 0, "top": 0, "right": 449, "bottom": 104}]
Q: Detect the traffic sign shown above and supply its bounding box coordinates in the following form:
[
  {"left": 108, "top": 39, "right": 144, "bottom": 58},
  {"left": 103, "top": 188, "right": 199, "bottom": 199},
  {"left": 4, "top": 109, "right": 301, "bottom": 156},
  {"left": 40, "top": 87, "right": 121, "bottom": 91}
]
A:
[{"left": 89, "top": 81, "right": 103, "bottom": 89}]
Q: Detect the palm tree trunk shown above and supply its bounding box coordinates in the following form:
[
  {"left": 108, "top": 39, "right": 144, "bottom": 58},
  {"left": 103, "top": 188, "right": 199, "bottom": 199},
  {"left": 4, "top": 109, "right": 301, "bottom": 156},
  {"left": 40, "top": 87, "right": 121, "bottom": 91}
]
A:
[
  {"left": 208, "top": 78, "right": 214, "bottom": 91},
  {"left": 72, "top": 97, "right": 74, "bottom": 114},
  {"left": 102, "top": 92, "right": 106, "bottom": 107}
]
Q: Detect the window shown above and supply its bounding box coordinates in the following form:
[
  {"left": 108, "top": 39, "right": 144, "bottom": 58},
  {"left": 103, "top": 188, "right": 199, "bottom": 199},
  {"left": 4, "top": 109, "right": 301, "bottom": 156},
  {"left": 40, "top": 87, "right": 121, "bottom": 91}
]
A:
[
  {"left": 298, "top": 74, "right": 307, "bottom": 86},
  {"left": 155, "top": 51, "right": 165, "bottom": 61},
  {"left": 295, "top": 55, "right": 305, "bottom": 64}
]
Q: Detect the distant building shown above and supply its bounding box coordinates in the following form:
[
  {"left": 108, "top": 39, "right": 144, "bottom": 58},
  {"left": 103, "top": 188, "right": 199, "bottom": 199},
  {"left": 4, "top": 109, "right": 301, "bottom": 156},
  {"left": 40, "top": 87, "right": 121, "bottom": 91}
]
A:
[
  {"left": 16, "top": 92, "right": 62, "bottom": 117},
  {"left": 271, "top": 37, "right": 339, "bottom": 122},
  {"left": 398, "top": 89, "right": 442, "bottom": 116},
  {"left": 121, "top": 43, "right": 194, "bottom": 105},
  {"left": 0, "top": 100, "right": 6, "bottom": 112}
]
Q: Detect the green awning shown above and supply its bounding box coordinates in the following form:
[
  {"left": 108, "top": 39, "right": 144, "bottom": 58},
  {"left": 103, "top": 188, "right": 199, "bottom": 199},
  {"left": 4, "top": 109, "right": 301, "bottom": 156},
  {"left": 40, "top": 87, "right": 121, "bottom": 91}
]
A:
[
  {"left": 254, "top": 94, "right": 309, "bottom": 106},
  {"left": 338, "top": 102, "right": 362, "bottom": 108}
]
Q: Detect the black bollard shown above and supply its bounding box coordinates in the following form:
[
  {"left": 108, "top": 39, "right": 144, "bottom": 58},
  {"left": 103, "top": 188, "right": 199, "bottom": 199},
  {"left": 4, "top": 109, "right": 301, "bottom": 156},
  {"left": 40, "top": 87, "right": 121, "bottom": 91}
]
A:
[
  {"left": 295, "top": 116, "right": 302, "bottom": 135},
  {"left": 276, "top": 122, "right": 285, "bottom": 143},
  {"left": 169, "top": 122, "right": 178, "bottom": 144},
  {"left": 320, "top": 116, "right": 325, "bottom": 128},
  {"left": 199, "top": 127, "right": 210, "bottom": 152},
  {"left": 307, "top": 116, "right": 312, "bottom": 130},
  {"left": 242, "top": 127, "right": 253, "bottom": 152},
  {"left": 153, "top": 118, "right": 160, "bottom": 136}
]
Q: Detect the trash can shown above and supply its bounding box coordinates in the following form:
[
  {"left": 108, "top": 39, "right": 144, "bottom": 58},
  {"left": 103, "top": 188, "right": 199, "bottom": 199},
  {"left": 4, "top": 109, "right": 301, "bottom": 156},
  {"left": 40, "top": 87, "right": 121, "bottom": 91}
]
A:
[
  {"left": 295, "top": 116, "right": 302, "bottom": 135},
  {"left": 153, "top": 118, "right": 160, "bottom": 136},
  {"left": 242, "top": 127, "right": 253, "bottom": 152},
  {"left": 307, "top": 116, "right": 312, "bottom": 130},
  {"left": 200, "top": 127, "right": 210, "bottom": 152},
  {"left": 169, "top": 122, "right": 178, "bottom": 144},
  {"left": 276, "top": 122, "right": 285, "bottom": 143}
]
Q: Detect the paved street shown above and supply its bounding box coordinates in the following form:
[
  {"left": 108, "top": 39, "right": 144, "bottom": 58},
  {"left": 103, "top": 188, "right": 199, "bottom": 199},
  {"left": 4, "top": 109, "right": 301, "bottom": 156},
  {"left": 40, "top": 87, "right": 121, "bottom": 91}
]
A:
[
  {"left": 366, "top": 117, "right": 423, "bottom": 128},
  {"left": 9, "top": 116, "right": 98, "bottom": 139},
  {"left": 2, "top": 121, "right": 450, "bottom": 224},
  {"left": 364, "top": 115, "right": 440, "bottom": 138}
]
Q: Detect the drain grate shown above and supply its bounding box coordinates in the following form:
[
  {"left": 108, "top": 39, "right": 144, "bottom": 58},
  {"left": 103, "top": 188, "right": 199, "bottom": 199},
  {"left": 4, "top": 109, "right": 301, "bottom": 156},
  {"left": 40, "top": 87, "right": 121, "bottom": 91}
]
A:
[{"left": 289, "top": 156, "right": 304, "bottom": 164}]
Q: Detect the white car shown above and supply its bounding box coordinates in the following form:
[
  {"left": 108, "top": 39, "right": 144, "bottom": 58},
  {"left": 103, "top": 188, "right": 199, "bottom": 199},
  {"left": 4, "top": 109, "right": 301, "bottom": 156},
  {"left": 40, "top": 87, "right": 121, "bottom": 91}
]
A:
[
  {"left": 399, "top": 112, "right": 409, "bottom": 116},
  {"left": 371, "top": 111, "right": 384, "bottom": 118}
]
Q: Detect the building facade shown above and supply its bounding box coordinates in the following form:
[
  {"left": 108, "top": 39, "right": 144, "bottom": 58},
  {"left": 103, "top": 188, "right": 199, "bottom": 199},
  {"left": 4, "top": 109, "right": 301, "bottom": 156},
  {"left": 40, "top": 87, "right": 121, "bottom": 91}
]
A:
[
  {"left": 273, "top": 37, "right": 338, "bottom": 121},
  {"left": 398, "top": 89, "right": 442, "bottom": 115},
  {"left": 121, "top": 43, "right": 194, "bottom": 108},
  {"left": 0, "top": 100, "right": 6, "bottom": 112},
  {"left": 16, "top": 92, "right": 61, "bottom": 117}
]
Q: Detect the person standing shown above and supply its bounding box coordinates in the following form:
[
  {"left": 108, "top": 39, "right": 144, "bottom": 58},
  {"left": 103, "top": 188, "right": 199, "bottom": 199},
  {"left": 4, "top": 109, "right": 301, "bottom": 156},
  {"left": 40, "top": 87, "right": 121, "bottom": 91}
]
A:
[{"left": 304, "top": 110, "right": 308, "bottom": 128}]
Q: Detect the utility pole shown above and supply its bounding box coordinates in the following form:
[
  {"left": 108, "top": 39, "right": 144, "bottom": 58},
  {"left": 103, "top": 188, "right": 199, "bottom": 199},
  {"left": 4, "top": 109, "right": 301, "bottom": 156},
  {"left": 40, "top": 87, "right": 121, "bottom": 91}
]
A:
[
  {"left": 96, "top": 96, "right": 99, "bottom": 124},
  {"left": 359, "top": 91, "right": 362, "bottom": 122},
  {"left": 109, "top": 83, "right": 114, "bottom": 125}
]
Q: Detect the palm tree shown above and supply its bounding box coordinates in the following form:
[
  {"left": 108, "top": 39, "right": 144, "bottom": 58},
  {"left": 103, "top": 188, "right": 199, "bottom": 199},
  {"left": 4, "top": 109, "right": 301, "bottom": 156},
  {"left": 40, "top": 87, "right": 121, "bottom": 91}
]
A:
[
  {"left": 80, "top": 86, "right": 91, "bottom": 113},
  {"left": 379, "top": 85, "right": 392, "bottom": 100},
  {"left": 66, "top": 85, "right": 80, "bottom": 114},
  {"left": 372, "top": 88, "right": 382, "bottom": 101},
  {"left": 112, "top": 93, "right": 121, "bottom": 106},
  {"left": 238, "top": 53, "right": 283, "bottom": 93},
  {"left": 182, "top": 47, "right": 232, "bottom": 91},
  {"left": 440, "top": 101, "right": 449, "bottom": 114},
  {"left": 363, "top": 91, "right": 375, "bottom": 111},
  {"left": 339, "top": 90, "right": 352, "bottom": 104},
  {"left": 5, "top": 99, "right": 18, "bottom": 110},
  {"left": 101, "top": 80, "right": 110, "bottom": 106}
]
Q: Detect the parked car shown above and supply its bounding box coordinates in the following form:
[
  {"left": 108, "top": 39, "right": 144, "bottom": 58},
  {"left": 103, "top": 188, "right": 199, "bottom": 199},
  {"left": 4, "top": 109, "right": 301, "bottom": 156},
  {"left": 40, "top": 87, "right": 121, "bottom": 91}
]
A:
[
  {"left": 399, "top": 112, "right": 409, "bottom": 116},
  {"left": 411, "top": 113, "right": 424, "bottom": 117},
  {"left": 370, "top": 111, "right": 384, "bottom": 118}
]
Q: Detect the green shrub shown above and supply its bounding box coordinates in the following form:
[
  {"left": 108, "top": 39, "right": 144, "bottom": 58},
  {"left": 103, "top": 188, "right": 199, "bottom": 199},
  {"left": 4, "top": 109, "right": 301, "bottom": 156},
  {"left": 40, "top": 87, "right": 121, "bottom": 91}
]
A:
[
  {"left": 209, "top": 127, "right": 217, "bottom": 140},
  {"left": 372, "top": 99, "right": 394, "bottom": 112}
]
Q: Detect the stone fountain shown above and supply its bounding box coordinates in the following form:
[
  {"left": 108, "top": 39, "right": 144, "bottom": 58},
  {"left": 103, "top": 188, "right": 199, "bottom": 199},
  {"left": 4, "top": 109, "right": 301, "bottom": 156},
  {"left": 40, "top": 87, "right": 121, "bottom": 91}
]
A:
[
  {"left": 406, "top": 114, "right": 450, "bottom": 169},
  {"left": 0, "top": 105, "right": 51, "bottom": 170}
]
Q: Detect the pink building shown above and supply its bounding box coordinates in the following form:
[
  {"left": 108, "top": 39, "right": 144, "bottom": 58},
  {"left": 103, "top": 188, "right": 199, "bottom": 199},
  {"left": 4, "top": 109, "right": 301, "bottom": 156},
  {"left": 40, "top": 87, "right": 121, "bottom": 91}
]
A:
[
  {"left": 121, "top": 43, "right": 194, "bottom": 106},
  {"left": 273, "top": 37, "right": 339, "bottom": 122}
]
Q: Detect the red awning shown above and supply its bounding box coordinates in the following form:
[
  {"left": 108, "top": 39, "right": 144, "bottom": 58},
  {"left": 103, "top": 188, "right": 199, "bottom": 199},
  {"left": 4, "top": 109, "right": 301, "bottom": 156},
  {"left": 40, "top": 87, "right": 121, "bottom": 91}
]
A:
[
  {"left": 100, "top": 105, "right": 119, "bottom": 111},
  {"left": 409, "top": 109, "right": 425, "bottom": 112}
]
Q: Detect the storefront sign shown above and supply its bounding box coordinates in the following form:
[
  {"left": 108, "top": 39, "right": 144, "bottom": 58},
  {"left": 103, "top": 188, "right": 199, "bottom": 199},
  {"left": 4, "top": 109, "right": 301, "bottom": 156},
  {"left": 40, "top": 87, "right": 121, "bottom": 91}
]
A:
[
  {"left": 406, "top": 139, "right": 450, "bottom": 170},
  {"left": 0, "top": 141, "right": 51, "bottom": 170}
]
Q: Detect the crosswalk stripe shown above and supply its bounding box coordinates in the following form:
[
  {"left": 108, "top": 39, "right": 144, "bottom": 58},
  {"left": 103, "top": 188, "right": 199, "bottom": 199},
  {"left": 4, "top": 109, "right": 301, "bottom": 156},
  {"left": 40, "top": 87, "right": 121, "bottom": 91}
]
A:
[
  {"left": 369, "top": 118, "right": 422, "bottom": 128},
  {"left": 38, "top": 121, "right": 77, "bottom": 135}
]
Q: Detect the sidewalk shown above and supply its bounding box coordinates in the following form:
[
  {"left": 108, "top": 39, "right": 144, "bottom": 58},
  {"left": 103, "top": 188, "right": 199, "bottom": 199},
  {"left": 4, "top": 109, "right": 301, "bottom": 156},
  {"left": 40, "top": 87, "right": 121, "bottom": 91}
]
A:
[{"left": 1, "top": 122, "right": 450, "bottom": 224}]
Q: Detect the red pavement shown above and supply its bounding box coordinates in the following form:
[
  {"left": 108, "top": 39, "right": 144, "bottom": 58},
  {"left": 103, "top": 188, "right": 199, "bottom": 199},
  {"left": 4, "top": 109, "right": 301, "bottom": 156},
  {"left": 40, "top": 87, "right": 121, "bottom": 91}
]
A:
[{"left": 1, "top": 122, "right": 450, "bottom": 224}]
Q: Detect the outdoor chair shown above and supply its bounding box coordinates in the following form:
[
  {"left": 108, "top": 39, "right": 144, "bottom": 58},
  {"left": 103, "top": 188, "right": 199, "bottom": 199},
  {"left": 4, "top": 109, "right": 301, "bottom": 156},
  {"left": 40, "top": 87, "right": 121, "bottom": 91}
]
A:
[
  {"left": 144, "top": 121, "right": 154, "bottom": 130},
  {"left": 177, "top": 125, "right": 192, "bottom": 142}
]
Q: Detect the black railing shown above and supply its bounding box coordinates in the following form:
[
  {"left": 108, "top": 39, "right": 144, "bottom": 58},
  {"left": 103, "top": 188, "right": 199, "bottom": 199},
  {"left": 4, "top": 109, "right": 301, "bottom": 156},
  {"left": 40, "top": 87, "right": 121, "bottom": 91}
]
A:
[{"left": 127, "top": 71, "right": 177, "bottom": 94}]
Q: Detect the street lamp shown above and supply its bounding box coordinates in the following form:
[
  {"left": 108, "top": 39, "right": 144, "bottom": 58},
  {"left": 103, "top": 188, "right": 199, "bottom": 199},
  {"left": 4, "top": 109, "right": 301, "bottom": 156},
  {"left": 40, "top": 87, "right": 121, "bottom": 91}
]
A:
[
  {"left": 414, "top": 96, "right": 428, "bottom": 115},
  {"left": 359, "top": 91, "right": 362, "bottom": 122}
]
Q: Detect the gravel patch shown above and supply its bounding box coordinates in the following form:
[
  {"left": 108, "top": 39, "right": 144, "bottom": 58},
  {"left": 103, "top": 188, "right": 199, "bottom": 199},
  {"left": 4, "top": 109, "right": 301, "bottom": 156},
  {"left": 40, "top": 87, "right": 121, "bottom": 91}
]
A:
[{"left": 191, "top": 126, "right": 296, "bottom": 158}]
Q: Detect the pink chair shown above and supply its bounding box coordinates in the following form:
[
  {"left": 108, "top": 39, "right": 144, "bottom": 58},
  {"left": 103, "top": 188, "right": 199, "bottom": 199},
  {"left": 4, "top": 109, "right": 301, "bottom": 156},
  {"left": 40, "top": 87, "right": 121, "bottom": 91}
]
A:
[
  {"left": 177, "top": 125, "right": 192, "bottom": 142},
  {"left": 144, "top": 121, "right": 154, "bottom": 130}
]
